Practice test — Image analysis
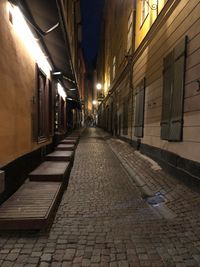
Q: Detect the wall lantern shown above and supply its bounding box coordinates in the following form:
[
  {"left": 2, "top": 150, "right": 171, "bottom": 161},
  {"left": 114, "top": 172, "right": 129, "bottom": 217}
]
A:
[
  {"left": 96, "top": 83, "right": 102, "bottom": 90},
  {"left": 8, "top": 2, "right": 52, "bottom": 77},
  {"left": 57, "top": 83, "right": 67, "bottom": 101}
]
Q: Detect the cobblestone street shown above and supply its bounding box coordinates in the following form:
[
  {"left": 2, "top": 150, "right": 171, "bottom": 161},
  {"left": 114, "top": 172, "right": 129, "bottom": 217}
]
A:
[{"left": 0, "top": 128, "right": 200, "bottom": 267}]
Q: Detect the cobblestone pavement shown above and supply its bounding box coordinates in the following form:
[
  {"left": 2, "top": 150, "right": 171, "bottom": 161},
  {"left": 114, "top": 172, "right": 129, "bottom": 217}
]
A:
[{"left": 0, "top": 127, "right": 200, "bottom": 267}]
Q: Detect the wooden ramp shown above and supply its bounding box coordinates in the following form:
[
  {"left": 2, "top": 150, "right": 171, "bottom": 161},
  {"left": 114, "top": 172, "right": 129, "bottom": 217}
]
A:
[
  {"left": 65, "top": 136, "right": 79, "bottom": 140},
  {"left": 0, "top": 182, "right": 62, "bottom": 230},
  {"left": 45, "top": 151, "right": 74, "bottom": 162},
  {"left": 56, "top": 144, "right": 75, "bottom": 151},
  {"left": 60, "top": 139, "right": 78, "bottom": 145},
  {"left": 29, "top": 161, "right": 71, "bottom": 182}
]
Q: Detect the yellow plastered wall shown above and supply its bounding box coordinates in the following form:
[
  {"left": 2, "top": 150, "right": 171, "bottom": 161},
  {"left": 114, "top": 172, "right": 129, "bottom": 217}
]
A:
[
  {"left": 135, "top": 0, "right": 166, "bottom": 49},
  {"left": 0, "top": 1, "right": 51, "bottom": 167}
]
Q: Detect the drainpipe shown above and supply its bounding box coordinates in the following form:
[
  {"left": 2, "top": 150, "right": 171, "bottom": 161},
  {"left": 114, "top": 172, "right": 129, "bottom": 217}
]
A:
[{"left": 130, "top": 1, "right": 137, "bottom": 144}]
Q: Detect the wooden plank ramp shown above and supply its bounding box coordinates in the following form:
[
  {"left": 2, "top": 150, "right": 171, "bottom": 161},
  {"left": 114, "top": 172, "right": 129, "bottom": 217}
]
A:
[
  {"left": 29, "top": 161, "right": 71, "bottom": 182},
  {"left": 45, "top": 151, "right": 74, "bottom": 162},
  {"left": 60, "top": 139, "right": 78, "bottom": 145},
  {"left": 65, "top": 136, "right": 79, "bottom": 141},
  {"left": 0, "top": 182, "right": 62, "bottom": 230},
  {"left": 55, "top": 144, "right": 75, "bottom": 151}
]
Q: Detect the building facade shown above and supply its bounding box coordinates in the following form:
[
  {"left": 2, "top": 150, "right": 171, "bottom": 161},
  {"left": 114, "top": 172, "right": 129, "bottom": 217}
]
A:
[
  {"left": 0, "top": 0, "right": 84, "bottom": 202},
  {"left": 97, "top": 0, "right": 200, "bottom": 181}
]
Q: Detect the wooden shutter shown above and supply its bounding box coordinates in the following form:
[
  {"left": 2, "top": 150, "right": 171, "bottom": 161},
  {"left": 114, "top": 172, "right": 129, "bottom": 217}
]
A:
[
  {"left": 169, "top": 37, "right": 187, "bottom": 141},
  {"left": 161, "top": 51, "right": 174, "bottom": 140},
  {"left": 134, "top": 78, "right": 145, "bottom": 137}
]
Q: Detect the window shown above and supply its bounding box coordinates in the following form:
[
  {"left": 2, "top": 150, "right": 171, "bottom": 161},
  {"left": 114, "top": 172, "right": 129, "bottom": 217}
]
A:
[
  {"left": 127, "top": 11, "right": 133, "bottom": 53},
  {"left": 161, "top": 36, "right": 187, "bottom": 141},
  {"left": 134, "top": 78, "right": 145, "bottom": 137},
  {"left": 37, "top": 67, "right": 47, "bottom": 141},
  {"left": 112, "top": 56, "right": 116, "bottom": 80},
  {"left": 141, "top": 0, "right": 149, "bottom": 25}
]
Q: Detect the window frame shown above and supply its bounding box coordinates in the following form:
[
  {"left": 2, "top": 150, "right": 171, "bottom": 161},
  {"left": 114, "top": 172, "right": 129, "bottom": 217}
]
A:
[
  {"left": 141, "top": 0, "right": 149, "bottom": 27},
  {"left": 37, "top": 66, "right": 48, "bottom": 143}
]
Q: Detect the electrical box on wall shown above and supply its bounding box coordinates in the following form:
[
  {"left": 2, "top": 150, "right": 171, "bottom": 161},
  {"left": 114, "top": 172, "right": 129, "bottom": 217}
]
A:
[{"left": 0, "top": 171, "right": 5, "bottom": 194}]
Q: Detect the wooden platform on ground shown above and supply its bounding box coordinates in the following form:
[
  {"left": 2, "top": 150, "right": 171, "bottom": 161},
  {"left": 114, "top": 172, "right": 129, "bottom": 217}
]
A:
[
  {"left": 45, "top": 151, "right": 74, "bottom": 161},
  {"left": 56, "top": 144, "right": 75, "bottom": 151},
  {"left": 0, "top": 182, "right": 62, "bottom": 230},
  {"left": 60, "top": 139, "right": 78, "bottom": 145},
  {"left": 29, "top": 161, "right": 71, "bottom": 182},
  {"left": 64, "top": 136, "right": 80, "bottom": 142}
]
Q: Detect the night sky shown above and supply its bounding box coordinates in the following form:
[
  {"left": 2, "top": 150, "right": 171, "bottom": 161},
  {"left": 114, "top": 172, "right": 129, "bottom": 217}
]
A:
[{"left": 80, "top": 0, "right": 105, "bottom": 67}]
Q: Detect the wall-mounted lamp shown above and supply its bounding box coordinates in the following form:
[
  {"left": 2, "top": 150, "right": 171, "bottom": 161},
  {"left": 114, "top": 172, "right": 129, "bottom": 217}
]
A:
[
  {"left": 96, "top": 83, "right": 102, "bottom": 90},
  {"left": 8, "top": 2, "right": 52, "bottom": 77},
  {"left": 57, "top": 83, "right": 67, "bottom": 101},
  {"left": 52, "top": 71, "right": 62, "bottom": 75}
]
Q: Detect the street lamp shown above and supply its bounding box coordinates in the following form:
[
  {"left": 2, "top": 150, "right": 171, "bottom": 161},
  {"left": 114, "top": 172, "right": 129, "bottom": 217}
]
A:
[{"left": 96, "top": 83, "right": 102, "bottom": 90}]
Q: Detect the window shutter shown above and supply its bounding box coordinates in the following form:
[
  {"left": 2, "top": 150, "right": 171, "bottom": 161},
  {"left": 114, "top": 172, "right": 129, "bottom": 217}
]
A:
[
  {"left": 134, "top": 78, "right": 145, "bottom": 137},
  {"left": 161, "top": 51, "right": 174, "bottom": 140},
  {"left": 169, "top": 37, "right": 187, "bottom": 141}
]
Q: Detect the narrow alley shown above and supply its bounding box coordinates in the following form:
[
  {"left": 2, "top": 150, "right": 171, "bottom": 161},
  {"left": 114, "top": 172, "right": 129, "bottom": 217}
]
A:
[
  {"left": 1, "top": 0, "right": 200, "bottom": 266},
  {"left": 0, "top": 128, "right": 199, "bottom": 267}
]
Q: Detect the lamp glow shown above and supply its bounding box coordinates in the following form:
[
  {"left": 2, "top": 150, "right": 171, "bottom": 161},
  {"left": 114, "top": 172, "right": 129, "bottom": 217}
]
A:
[
  {"left": 8, "top": 3, "right": 52, "bottom": 76},
  {"left": 57, "top": 83, "right": 67, "bottom": 101},
  {"left": 52, "top": 71, "right": 62, "bottom": 75},
  {"left": 96, "top": 83, "right": 102, "bottom": 90},
  {"left": 92, "top": 100, "right": 97, "bottom": 105}
]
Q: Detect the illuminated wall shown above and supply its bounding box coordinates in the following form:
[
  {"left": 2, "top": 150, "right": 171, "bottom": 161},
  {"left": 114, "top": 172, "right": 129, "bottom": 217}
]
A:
[
  {"left": 135, "top": 0, "right": 167, "bottom": 49},
  {"left": 0, "top": 1, "right": 52, "bottom": 167}
]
